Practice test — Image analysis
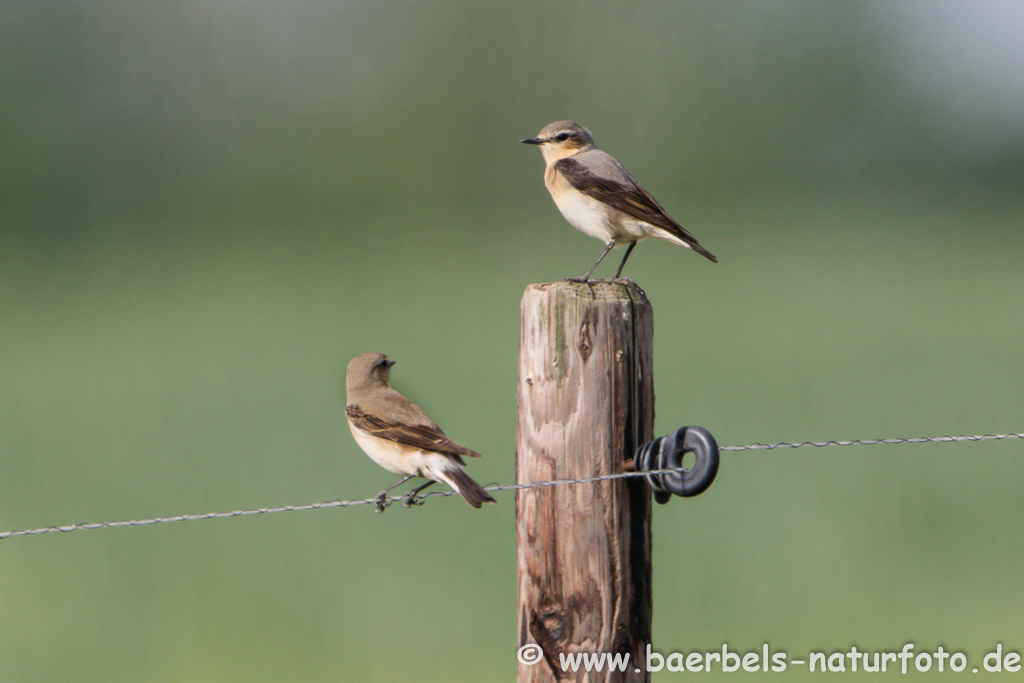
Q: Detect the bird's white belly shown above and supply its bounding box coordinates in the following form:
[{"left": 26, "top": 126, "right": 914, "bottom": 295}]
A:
[
  {"left": 552, "top": 190, "right": 616, "bottom": 242},
  {"left": 549, "top": 186, "right": 662, "bottom": 245},
  {"left": 349, "top": 424, "right": 454, "bottom": 480}
]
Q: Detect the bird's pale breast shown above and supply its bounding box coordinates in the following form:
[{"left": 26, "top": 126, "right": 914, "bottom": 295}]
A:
[
  {"left": 349, "top": 421, "right": 466, "bottom": 481},
  {"left": 546, "top": 166, "right": 616, "bottom": 242},
  {"left": 546, "top": 165, "right": 665, "bottom": 245},
  {"left": 349, "top": 423, "right": 411, "bottom": 475}
]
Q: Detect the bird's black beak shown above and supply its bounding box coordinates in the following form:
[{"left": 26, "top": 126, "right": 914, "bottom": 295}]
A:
[
  {"left": 384, "top": 360, "right": 396, "bottom": 368},
  {"left": 520, "top": 137, "right": 544, "bottom": 145}
]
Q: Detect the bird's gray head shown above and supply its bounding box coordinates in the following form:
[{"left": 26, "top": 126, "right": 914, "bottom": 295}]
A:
[
  {"left": 520, "top": 121, "right": 595, "bottom": 163},
  {"left": 346, "top": 352, "right": 396, "bottom": 395}
]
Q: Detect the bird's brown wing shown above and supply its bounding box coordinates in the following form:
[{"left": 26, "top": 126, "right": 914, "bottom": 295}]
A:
[
  {"left": 345, "top": 405, "right": 481, "bottom": 460},
  {"left": 554, "top": 156, "right": 718, "bottom": 263}
]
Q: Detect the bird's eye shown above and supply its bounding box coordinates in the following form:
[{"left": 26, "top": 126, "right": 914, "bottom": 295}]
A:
[{"left": 554, "top": 132, "right": 571, "bottom": 142}]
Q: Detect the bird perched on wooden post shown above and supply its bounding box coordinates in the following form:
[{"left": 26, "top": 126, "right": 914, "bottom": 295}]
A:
[
  {"left": 521, "top": 120, "right": 717, "bottom": 281},
  {"left": 345, "top": 352, "right": 496, "bottom": 512}
]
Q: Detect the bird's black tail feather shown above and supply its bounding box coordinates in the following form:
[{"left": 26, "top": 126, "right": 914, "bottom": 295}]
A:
[
  {"left": 691, "top": 241, "right": 718, "bottom": 263},
  {"left": 445, "top": 467, "right": 496, "bottom": 508}
]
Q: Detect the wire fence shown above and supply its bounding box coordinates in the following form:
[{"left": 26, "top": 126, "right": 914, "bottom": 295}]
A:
[{"left": 2, "top": 432, "right": 1021, "bottom": 540}]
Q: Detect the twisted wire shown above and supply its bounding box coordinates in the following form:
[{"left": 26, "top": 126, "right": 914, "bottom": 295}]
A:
[{"left": 2, "top": 432, "right": 1020, "bottom": 540}]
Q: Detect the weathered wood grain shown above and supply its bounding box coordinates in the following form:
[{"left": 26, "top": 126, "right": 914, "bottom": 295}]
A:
[{"left": 517, "top": 280, "right": 654, "bottom": 682}]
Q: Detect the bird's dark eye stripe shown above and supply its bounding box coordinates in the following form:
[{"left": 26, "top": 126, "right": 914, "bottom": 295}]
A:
[{"left": 554, "top": 132, "right": 571, "bottom": 142}]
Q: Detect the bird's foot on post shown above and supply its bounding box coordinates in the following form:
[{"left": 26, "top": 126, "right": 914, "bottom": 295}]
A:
[
  {"left": 567, "top": 241, "right": 616, "bottom": 284},
  {"left": 612, "top": 241, "right": 637, "bottom": 279},
  {"left": 563, "top": 276, "right": 596, "bottom": 296}
]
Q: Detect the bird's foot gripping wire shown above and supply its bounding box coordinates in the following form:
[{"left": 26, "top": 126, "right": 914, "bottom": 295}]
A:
[
  {"left": 400, "top": 492, "right": 426, "bottom": 508},
  {"left": 400, "top": 480, "right": 435, "bottom": 508},
  {"left": 372, "top": 491, "right": 393, "bottom": 513},
  {"left": 371, "top": 475, "right": 416, "bottom": 513}
]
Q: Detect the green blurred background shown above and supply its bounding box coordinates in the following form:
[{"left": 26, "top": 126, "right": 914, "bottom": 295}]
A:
[{"left": 2, "top": 1, "right": 1023, "bottom": 680}]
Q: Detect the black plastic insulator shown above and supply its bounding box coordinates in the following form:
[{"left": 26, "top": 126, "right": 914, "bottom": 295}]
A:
[{"left": 633, "top": 426, "right": 720, "bottom": 503}]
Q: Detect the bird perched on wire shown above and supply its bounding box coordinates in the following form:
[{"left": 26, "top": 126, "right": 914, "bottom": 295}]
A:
[
  {"left": 345, "top": 352, "right": 496, "bottom": 512},
  {"left": 521, "top": 120, "right": 717, "bottom": 281}
]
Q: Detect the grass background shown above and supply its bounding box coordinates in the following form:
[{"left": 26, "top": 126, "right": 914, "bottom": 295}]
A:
[{"left": 2, "top": 1, "right": 1023, "bottom": 680}]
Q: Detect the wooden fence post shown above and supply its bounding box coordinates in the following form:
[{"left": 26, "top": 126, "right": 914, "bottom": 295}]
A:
[{"left": 516, "top": 280, "right": 654, "bottom": 682}]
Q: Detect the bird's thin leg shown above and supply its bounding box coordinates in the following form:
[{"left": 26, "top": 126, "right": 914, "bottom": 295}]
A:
[
  {"left": 566, "top": 241, "right": 615, "bottom": 283},
  {"left": 374, "top": 475, "right": 415, "bottom": 513},
  {"left": 401, "top": 480, "right": 436, "bottom": 508},
  {"left": 613, "top": 241, "right": 637, "bottom": 279}
]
